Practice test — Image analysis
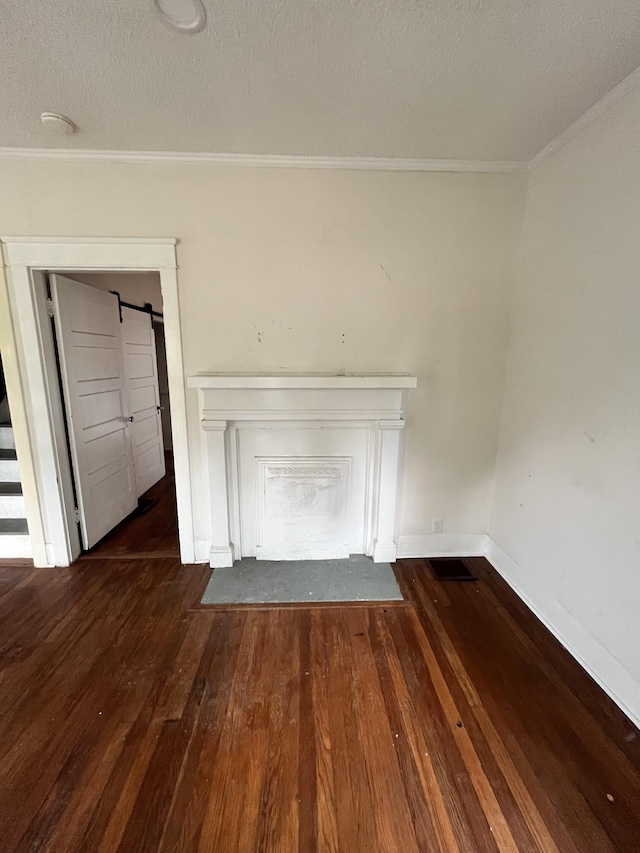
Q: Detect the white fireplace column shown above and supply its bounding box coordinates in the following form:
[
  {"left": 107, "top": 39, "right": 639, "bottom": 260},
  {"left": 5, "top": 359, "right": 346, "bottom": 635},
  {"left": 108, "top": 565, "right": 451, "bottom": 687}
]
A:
[
  {"left": 189, "top": 374, "right": 417, "bottom": 567},
  {"left": 372, "top": 419, "right": 405, "bottom": 563},
  {"left": 201, "top": 419, "right": 235, "bottom": 568}
]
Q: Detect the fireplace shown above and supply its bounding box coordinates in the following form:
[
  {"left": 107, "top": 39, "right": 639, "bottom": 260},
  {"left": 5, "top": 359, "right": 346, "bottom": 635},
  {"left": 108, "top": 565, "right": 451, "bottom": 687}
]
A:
[{"left": 188, "top": 374, "right": 417, "bottom": 567}]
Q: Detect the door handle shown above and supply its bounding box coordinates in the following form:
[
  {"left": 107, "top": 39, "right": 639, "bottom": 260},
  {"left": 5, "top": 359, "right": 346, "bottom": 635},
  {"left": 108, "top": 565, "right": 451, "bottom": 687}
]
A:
[
  {"left": 125, "top": 415, "right": 134, "bottom": 422},
  {"left": 157, "top": 405, "right": 164, "bottom": 412}
]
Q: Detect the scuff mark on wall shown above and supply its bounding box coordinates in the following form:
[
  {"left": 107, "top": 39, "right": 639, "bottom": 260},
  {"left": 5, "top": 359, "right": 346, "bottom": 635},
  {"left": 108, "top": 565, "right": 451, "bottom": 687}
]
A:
[{"left": 379, "top": 263, "right": 392, "bottom": 284}]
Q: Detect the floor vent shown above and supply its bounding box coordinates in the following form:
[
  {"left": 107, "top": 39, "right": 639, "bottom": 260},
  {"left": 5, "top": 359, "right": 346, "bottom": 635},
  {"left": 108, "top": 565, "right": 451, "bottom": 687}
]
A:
[{"left": 428, "top": 558, "right": 477, "bottom": 582}]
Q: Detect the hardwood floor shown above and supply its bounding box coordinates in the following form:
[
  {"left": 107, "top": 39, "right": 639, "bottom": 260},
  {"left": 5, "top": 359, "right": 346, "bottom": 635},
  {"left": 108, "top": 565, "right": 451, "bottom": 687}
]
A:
[
  {"left": 0, "top": 549, "right": 638, "bottom": 850},
  {"left": 86, "top": 457, "right": 179, "bottom": 560}
]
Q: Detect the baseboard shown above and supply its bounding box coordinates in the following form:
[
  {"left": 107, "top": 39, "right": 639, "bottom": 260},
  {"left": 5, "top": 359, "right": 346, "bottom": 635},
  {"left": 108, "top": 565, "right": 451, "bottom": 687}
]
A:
[
  {"left": 396, "top": 533, "right": 488, "bottom": 559},
  {"left": 373, "top": 541, "right": 398, "bottom": 563},
  {"left": 209, "top": 544, "right": 235, "bottom": 568},
  {"left": 194, "top": 539, "right": 213, "bottom": 564},
  {"left": 485, "top": 537, "right": 640, "bottom": 730}
]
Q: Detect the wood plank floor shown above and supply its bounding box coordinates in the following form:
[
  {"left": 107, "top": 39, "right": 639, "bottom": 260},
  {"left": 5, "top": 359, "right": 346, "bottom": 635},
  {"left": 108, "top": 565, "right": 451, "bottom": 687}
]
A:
[
  {"left": 84, "top": 455, "right": 179, "bottom": 560},
  {"left": 84, "top": 453, "right": 180, "bottom": 559},
  {"left": 0, "top": 499, "right": 638, "bottom": 850}
]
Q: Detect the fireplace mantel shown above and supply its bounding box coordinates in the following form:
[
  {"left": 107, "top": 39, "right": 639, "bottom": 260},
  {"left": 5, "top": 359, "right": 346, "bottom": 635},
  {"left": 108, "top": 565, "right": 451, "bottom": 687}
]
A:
[
  {"left": 188, "top": 374, "right": 418, "bottom": 390},
  {"left": 189, "top": 374, "right": 417, "bottom": 568}
]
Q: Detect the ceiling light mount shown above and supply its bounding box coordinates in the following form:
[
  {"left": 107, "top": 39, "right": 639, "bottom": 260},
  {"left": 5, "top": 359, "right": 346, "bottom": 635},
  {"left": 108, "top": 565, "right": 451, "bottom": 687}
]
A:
[{"left": 155, "top": 0, "right": 207, "bottom": 34}]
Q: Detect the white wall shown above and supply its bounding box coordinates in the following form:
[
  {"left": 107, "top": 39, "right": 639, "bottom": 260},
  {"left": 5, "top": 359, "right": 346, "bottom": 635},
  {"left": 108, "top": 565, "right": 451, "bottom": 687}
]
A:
[
  {"left": 0, "top": 162, "right": 526, "bottom": 557},
  {"left": 64, "top": 271, "right": 163, "bottom": 313},
  {"left": 489, "top": 86, "right": 640, "bottom": 726}
]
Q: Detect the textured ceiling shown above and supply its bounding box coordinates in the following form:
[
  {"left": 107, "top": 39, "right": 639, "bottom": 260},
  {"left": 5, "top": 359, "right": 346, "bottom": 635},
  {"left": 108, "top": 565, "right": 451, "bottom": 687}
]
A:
[{"left": 2, "top": 0, "right": 639, "bottom": 161}]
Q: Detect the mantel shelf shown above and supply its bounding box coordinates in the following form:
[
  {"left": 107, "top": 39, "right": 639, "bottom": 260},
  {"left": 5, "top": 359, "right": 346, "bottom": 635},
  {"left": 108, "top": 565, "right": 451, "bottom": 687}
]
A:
[{"left": 188, "top": 373, "right": 418, "bottom": 390}]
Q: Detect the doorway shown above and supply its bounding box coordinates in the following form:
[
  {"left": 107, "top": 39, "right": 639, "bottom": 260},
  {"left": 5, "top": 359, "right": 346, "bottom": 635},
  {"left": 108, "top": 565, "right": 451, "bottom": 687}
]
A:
[
  {"left": 49, "top": 271, "right": 179, "bottom": 559},
  {"left": 0, "top": 238, "right": 194, "bottom": 567}
]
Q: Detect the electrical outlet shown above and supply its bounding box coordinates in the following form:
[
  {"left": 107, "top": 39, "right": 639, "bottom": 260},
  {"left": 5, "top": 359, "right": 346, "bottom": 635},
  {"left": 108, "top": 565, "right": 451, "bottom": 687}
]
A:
[{"left": 432, "top": 518, "right": 443, "bottom": 534}]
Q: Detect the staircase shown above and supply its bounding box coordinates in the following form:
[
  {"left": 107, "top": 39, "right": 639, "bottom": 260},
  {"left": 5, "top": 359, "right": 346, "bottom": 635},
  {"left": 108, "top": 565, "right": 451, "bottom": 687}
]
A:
[{"left": 0, "top": 422, "right": 31, "bottom": 558}]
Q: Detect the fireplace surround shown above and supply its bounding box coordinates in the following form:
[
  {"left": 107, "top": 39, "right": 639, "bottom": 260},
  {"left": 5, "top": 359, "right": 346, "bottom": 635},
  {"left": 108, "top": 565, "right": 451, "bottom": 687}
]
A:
[{"left": 188, "top": 374, "right": 417, "bottom": 567}]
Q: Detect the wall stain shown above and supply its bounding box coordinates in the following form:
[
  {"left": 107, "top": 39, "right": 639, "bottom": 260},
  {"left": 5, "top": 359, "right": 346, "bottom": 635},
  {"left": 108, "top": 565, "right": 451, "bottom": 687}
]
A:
[{"left": 379, "top": 263, "right": 392, "bottom": 284}]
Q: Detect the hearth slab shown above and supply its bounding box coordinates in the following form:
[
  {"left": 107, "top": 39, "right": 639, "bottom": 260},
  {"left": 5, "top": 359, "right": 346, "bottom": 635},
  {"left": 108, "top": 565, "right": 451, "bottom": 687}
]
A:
[{"left": 200, "top": 555, "right": 403, "bottom": 605}]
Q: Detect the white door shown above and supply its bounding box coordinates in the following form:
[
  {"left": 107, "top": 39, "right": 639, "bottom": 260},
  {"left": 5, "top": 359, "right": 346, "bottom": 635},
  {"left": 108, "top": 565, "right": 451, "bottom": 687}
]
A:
[
  {"left": 120, "top": 306, "right": 166, "bottom": 497},
  {"left": 50, "top": 274, "right": 138, "bottom": 549}
]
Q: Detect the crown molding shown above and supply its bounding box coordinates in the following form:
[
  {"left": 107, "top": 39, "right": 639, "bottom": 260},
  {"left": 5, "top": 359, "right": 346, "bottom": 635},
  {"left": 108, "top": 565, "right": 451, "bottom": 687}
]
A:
[
  {"left": 3, "top": 65, "right": 639, "bottom": 174},
  {"left": 528, "top": 65, "right": 640, "bottom": 172},
  {"left": 0, "top": 146, "right": 526, "bottom": 173},
  {"left": 0, "top": 236, "right": 175, "bottom": 245}
]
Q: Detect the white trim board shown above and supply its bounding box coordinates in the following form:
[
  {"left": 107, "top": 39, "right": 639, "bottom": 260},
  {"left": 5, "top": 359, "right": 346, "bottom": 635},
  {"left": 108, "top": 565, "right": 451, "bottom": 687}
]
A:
[
  {"left": 397, "top": 533, "right": 488, "bottom": 559},
  {"left": 1, "top": 237, "right": 177, "bottom": 269},
  {"left": 485, "top": 537, "right": 640, "bottom": 730},
  {"left": 528, "top": 64, "right": 640, "bottom": 171},
  {"left": 188, "top": 373, "right": 417, "bottom": 390},
  {"left": 0, "top": 148, "right": 527, "bottom": 173},
  {"left": 0, "top": 237, "right": 195, "bottom": 566}
]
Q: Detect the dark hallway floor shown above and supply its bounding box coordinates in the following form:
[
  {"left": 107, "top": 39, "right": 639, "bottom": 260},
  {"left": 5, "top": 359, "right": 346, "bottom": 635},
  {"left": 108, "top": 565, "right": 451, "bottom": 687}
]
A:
[{"left": 85, "top": 454, "right": 179, "bottom": 560}]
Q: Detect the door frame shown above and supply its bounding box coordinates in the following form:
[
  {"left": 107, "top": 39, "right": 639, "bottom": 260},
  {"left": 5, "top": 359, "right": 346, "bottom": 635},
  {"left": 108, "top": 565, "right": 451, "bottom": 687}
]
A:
[{"left": 0, "top": 237, "right": 194, "bottom": 566}]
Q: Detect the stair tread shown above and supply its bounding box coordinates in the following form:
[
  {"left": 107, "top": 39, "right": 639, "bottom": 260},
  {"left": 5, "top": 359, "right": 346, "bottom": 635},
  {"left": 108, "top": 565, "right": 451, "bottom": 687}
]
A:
[
  {"left": 0, "top": 449, "right": 18, "bottom": 460},
  {"left": 0, "top": 518, "right": 28, "bottom": 535},
  {"left": 0, "top": 482, "right": 22, "bottom": 496}
]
